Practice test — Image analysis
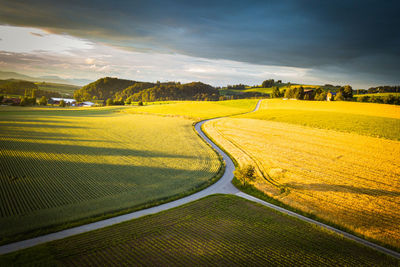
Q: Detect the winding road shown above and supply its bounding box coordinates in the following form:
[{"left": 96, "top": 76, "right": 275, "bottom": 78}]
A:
[{"left": 0, "top": 100, "right": 399, "bottom": 260}]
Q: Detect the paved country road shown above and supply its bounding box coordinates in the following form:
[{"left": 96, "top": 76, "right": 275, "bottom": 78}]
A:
[{"left": 0, "top": 99, "right": 399, "bottom": 260}]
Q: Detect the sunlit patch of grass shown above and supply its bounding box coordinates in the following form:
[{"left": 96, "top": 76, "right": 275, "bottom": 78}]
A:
[{"left": 240, "top": 100, "right": 400, "bottom": 140}]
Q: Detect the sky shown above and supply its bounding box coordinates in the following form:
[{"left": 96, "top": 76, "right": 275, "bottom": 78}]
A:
[{"left": 0, "top": 0, "right": 399, "bottom": 88}]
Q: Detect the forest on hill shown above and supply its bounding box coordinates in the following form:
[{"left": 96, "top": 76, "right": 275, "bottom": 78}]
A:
[{"left": 74, "top": 77, "right": 220, "bottom": 102}]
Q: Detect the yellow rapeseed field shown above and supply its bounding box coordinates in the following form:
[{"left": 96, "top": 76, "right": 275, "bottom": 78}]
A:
[{"left": 204, "top": 105, "right": 400, "bottom": 249}]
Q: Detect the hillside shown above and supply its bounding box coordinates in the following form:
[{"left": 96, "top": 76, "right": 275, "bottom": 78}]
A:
[
  {"left": 0, "top": 80, "right": 62, "bottom": 98},
  {"left": 73, "top": 77, "right": 137, "bottom": 101},
  {"left": 0, "top": 71, "right": 91, "bottom": 85},
  {"left": 74, "top": 78, "right": 220, "bottom": 102},
  {"left": 126, "top": 82, "right": 219, "bottom": 102},
  {"left": 35, "top": 82, "right": 80, "bottom": 96}
]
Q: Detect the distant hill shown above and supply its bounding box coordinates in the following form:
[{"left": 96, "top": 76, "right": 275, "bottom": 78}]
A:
[
  {"left": 0, "top": 80, "right": 62, "bottom": 98},
  {"left": 74, "top": 77, "right": 137, "bottom": 101},
  {"left": 126, "top": 82, "right": 219, "bottom": 102},
  {"left": 74, "top": 77, "right": 219, "bottom": 102},
  {"left": 0, "top": 71, "right": 91, "bottom": 86},
  {"left": 35, "top": 82, "right": 80, "bottom": 96}
]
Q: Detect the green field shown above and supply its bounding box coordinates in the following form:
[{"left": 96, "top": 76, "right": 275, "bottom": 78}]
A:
[
  {"left": 35, "top": 82, "right": 80, "bottom": 96},
  {"left": 1, "top": 195, "right": 396, "bottom": 266},
  {"left": 239, "top": 99, "right": 400, "bottom": 140},
  {"left": 127, "top": 99, "right": 258, "bottom": 120},
  {"left": 354, "top": 92, "right": 400, "bottom": 97},
  {"left": 0, "top": 106, "right": 221, "bottom": 244}
]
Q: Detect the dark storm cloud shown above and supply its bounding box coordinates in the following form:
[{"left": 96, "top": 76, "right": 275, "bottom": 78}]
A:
[{"left": 0, "top": 0, "right": 399, "bottom": 84}]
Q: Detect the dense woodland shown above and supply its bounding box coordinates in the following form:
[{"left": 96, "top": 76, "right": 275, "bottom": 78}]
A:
[
  {"left": 73, "top": 77, "right": 137, "bottom": 101},
  {"left": 74, "top": 77, "right": 220, "bottom": 102}
]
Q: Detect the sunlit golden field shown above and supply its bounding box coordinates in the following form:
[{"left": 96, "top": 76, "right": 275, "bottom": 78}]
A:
[
  {"left": 204, "top": 101, "right": 400, "bottom": 249},
  {"left": 0, "top": 107, "right": 220, "bottom": 243},
  {"left": 258, "top": 99, "right": 400, "bottom": 118},
  {"left": 244, "top": 100, "right": 400, "bottom": 140},
  {"left": 125, "top": 99, "right": 258, "bottom": 120}
]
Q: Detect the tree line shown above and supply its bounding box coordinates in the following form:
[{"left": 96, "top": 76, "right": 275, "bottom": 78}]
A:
[{"left": 74, "top": 77, "right": 220, "bottom": 104}]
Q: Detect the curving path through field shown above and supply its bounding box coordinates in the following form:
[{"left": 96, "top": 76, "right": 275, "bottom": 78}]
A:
[{"left": 1, "top": 99, "right": 399, "bottom": 260}]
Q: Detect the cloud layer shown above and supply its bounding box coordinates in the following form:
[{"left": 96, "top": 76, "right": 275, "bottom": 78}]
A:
[{"left": 0, "top": 0, "right": 399, "bottom": 87}]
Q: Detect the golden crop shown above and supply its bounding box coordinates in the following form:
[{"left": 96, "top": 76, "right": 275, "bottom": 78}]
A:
[{"left": 205, "top": 112, "right": 400, "bottom": 248}]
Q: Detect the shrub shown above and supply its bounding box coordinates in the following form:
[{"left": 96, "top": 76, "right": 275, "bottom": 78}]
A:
[
  {"left": 106, "top": 98, "right": 114, "bottom": 106},
  {"left": 334, "top": 92, "right": 345, "bottom": 101},
  {"left": 358, "top": 95, "right": 370, "bottom": 102},
  {"left": 39, "top": 96, "right": 47, "bottom": 106}
]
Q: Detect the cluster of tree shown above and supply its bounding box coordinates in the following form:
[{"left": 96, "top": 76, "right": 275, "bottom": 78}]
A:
[
  {"left": 0, "top": 80, "right": 37, "bottom": 95},
  {"left": 284, "top": 86, "right": 305, "bottom": 99},
  {"left": 334, "top": 85, "right": 353, "bottom": 100},
  {"left": 262, "top": 79, "right": 275, "bottom": 88},
  {"left": 367, "top": 85, "right": 400, "bottom": 94},
  {"left": 0, "top": 80, "right": 62, "bottom": 98},
  {"left": 270, "top": 87, "right": 283, "bottom": 98},
  {"left": 114, "top": 82, "right": 156, "bottom": 100},
  {"left": 74, "top": 77, "right": 136, "bottom": 101},
  {"left": 226, "top": 84, "right": 246, "bottom": 90},
  {"left": 75, "top": 78, "right": 220, "bottom": 103},
  {"left": 282, "top": 85, "right": 352, "bottom": 101},
  {"left": 357, "top": 94, "right": 400, "bottom": 105},
  {"left": 124, "top": 82, "right": 219, "bottom": 102}
]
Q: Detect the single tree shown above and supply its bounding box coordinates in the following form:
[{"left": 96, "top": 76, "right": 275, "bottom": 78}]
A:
[
  {"left": 39, "top": 96, "right": 47, "bottom": 106},
  {"left": 271, "top": 86, "right": 281, "bottom": 98},
  {"left": 234, "top": 165, "right": 256, "bottom": 186},
  {"left": 59, "top": 99, "right": 66, "bottom": 107},
  {"left": 138, "top": 100, "right": 143, "bottom": 106},
  {"left": 335, "top": 91, "right": 345, "bottom": 101},
  {"left": 343, "top": 85, "right": 353, "bottom": 99},
  {"left": 106, "top": 98, "right": 114, "bottom": 106}
]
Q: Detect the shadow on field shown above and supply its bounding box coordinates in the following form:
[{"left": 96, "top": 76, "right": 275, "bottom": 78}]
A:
[
  {"left": 0, "top": 139, "right": 197, "bottom": 159},
  {"left": 1, "top": 129, "right": 117, "bottom": 143},
  {"left": 0, "top": 122, "right": 84, "bottom": 129},
  {"left": 288, "top": 182, "right": 400, "bottom": 197}
]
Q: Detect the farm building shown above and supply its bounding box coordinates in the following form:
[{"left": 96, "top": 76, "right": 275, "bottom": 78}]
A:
[
  {"left": 326, "top": 92, "right": 336, "bottom": 101},
  {"left": 303, "top": 89, "right": 314, "bottom": 99},
  {"left": 48, "top": 98, "right": 76, "bottom": 106},
  {"left": 1, "top": 97, "right": 21, "bottom": 105},
  {"left": 79, "top": 101, "right": 95, "bottom": 107}
]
